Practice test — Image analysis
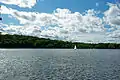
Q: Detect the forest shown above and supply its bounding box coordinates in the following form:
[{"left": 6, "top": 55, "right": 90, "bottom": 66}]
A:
[{"left": 0, "top": 33, "right": 120, "bottom": 49}]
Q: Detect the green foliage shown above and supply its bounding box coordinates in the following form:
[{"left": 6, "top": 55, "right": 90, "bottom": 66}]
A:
[{"left": 0, "top": 34, "right": 120, "bottom": 49}]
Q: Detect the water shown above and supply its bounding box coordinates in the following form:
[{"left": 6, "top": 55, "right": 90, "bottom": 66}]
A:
[{"left": 0, "top": 49, "right": 120, "bottom": 80}]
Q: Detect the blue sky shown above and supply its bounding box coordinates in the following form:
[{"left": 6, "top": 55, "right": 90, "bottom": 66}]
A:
[
  {"left": 1, "top": 0, "right": 113, "bottom": 12},
  {"left": 0, "top": 0, "right": 120, "bottom": 43},
  {"left": 0, "top": 0, "right": 112, "bottom": 25}
]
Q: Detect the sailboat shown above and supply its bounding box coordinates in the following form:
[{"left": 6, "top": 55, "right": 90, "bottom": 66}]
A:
[{"left": 74, "top": 45, "right": 77, "bottom": 50}]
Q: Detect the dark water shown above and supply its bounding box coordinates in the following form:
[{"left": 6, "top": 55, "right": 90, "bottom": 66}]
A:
[{"left": 0, "top": 49, "right": 120, "bottom": 80}]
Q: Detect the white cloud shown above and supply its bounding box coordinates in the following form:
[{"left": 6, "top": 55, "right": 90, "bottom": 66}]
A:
[
  {"left": 104, "top": 3, "right": 120, "bottom": 27},
  {"left": 103, "top": 3, "right": 120, "bottom": 42},
  {"left": 0, "top": 6, "right": 12, "bottom": 14},
  {"left": 2, "top": 24, "right": 41, "bottom": 36},
  {"left": 4, "top": 7, "right": 104, "bottom": 33},
  {"left": 107, "top": 29, "right": 120, "bottom": 39},
  {"left": 0, "top": 0, "right": 37, "bottom": 8},
  {"left": 96, "top": 3, "right": 99, "bottom": 7},
  {"left": 0, "top": 6, "right": 106, "bottom": 43},
  {"left": 2, "top": 3, "right": 120, "bottom": 43}
]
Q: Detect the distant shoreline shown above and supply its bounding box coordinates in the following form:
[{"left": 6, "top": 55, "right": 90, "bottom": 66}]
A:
[
  {"left": 1, "top": 47, "right": 120, "bottom": 49},
  {"left": 0, "top": 34, "right": 120, "bottom": 49}
]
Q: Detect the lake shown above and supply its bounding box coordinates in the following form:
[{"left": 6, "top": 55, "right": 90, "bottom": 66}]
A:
[{"left": 0, "top": 49, "right": 120, "bottom": 80}]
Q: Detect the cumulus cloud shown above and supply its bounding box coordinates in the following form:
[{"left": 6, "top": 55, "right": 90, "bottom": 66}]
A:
[
  {"left": 103, "top": 3, "right": 120, "bottom": 42},
  {"left": 2, "top": 3, "right": 120, "bottom": 43},
  {"left": 2, "top": 24, "right": 42, "bottom": 36},
  {"left": 0, "top": 0, "right": 37, "bottom": 8},
  {"left": 0, "top": 6, "right": 12, "bottom": 14},
  {"left": 104, "top": 3, "right": 120, "bottom": 27},
  {"left": 2, "top": 7, "right": 104, "bottom": 32},
  {"left": 107, "top": 29, "right": 120, "bottom": 39},
  {"left": 0, "top": 5, "right": 106, "bottom": 42},
  {"left": 0, "top": 7, "right": 106, "bottom": 42}
]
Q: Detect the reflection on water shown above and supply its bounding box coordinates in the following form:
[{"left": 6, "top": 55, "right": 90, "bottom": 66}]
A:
[{"left": 0, "top": 49, "right": 120, "bottom": 80}]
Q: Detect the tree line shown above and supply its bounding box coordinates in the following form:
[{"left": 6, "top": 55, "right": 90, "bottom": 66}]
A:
[{"left": 0, "top": 33, "right": 120, "bottom": 49}]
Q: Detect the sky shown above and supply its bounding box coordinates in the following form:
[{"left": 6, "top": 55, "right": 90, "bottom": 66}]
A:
[{"left": 0, "top": 0, "right": 120, "bottom": 43}]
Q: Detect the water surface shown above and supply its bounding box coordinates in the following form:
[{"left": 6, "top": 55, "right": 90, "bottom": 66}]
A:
[{"left": 0, "top": 49, "right": 120, "bottom": 80}]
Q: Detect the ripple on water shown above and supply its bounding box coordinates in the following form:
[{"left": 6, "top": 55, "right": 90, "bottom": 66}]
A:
[{"left": 0, "top": 49, "right": 120, "bottom": 80}]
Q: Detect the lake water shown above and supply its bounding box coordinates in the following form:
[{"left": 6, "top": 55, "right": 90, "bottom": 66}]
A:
[{"left": 0, "top": 49, "right": 120, "bottom": 80}]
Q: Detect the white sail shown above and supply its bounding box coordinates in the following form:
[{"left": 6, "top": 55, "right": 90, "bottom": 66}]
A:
[{"left": 74, "top": 45, "right": 77, "bottom": 50}]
